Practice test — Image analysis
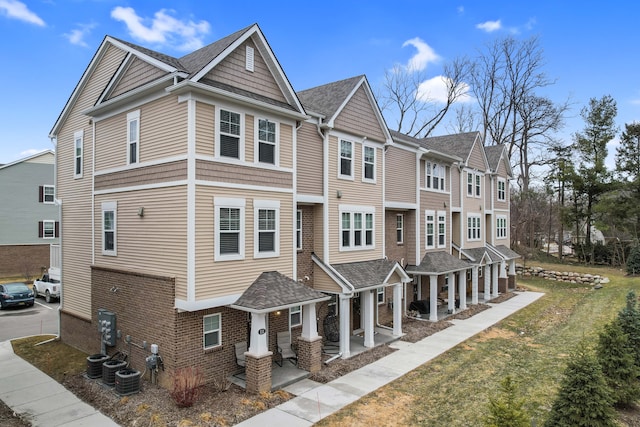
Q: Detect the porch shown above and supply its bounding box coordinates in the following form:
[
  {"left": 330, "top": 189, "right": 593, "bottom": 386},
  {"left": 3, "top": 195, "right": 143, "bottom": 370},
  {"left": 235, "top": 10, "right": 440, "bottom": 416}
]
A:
[{"left": 229, "top": 360, "right": 310, "bottom": 391}]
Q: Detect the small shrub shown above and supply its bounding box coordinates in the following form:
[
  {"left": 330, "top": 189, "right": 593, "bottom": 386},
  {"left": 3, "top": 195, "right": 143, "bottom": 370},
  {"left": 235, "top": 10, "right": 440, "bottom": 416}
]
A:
[
  {"left": 482, "top": 375, "right": 529, "bottom": 427},
  {"left": 170, "top": 367, "right": 204, "bottom": 408},
  {"left": 211, "top": 372, "right": 231, "bottom": 392}
]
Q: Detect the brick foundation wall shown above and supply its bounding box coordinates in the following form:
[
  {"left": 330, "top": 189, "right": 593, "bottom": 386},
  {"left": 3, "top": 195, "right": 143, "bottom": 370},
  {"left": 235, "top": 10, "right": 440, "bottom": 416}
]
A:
[
  {"left": 245, "top": 352, "right": 273, "bottom": 393},
  {"left": 60, "top": 310, "right": 101, "bottom": 355},
  {"left": 498, "top": 277, "right": 508, "bottom": 293},
  {"left": 508, "top": 274, "right": 516, "bottom": 289},
  {"left": 297, "top": 336, "right": 322, "bottom": 373},
  {"left": 0, "top": 244, "right": 50, "bottom": 278}
]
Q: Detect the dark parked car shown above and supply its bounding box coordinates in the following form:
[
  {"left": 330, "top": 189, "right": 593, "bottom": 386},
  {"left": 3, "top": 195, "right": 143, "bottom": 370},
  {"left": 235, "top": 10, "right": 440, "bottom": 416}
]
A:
[{"left": 0, "top": 282, "right": 35, "bottom": 309}]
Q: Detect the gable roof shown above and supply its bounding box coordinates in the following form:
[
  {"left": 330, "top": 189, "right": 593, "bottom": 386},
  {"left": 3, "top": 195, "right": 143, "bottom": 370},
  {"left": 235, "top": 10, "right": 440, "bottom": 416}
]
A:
[
  {"left": 230, "top": 271, "right": 329, "bottom": 313},
  {"left": 331, "top": 258, "right": 411, "bottom": 291},
  {"left": 460, "top": 246, "right": 503, "bottom": 264},
  {"left": 389, "top": 129, "right": 462, "bottom": 163},
  {"left": 0, "top": 150, "right": 54, "bottom": 171},
  {"left": 422, "top": 131, "right": 489, "bottom": 169},
  {"left": 484, "top": 144, "right": 513, "bottom": 177},
  {"left": 406, "top": 251, "right": 470, "bottom": 275}
]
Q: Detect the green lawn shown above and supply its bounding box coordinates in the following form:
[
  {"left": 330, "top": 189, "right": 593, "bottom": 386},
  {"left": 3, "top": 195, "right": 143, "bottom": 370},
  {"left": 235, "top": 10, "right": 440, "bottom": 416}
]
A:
[{"left": 317, "top": 263, "right": 639, "bottom": 426}]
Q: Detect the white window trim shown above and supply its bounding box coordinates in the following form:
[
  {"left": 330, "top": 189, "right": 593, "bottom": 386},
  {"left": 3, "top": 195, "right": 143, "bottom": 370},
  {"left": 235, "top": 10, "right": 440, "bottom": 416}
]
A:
[
  {"left": 74, "top": 130, "right": 83, "bottom": 179},
  {"left": 42, "top": 220, "right": 55, "bottom": 239},
  {"left": 396, "top": 214, "right": 404, "bottom": 244},
  {"left": 475, "top": 173, "right": 482, "bottom": 198},
  {"left": 253, "top": 199, "right": 280, "bottom": 259},
  {"left": 296, "top": 210, "right": 302, "bottom": 250},
  {"left": 127, "top": 110, "right": 140, "bottom": 165},
  {"left": 101, "top": 201, "right": 117, "bottom": 256},
  {"left": 203, "top": 313, "right": 222, "bottom": 349},
  {"left": 338, "top": 139, "right": 354, "bottom": 180},
  {"left": 425, "top": 161, "right": 446, "bottom": 191},
  {"left": 214, "top": 197, "right": 245, "bottom": 261},
  {"left": 43, "top": 185, "right": 55, "bottom": 204},
  {"left": 254, "top": 117, "right": 279, "bottom": 166},
  {"left": 425, "top": 210, "right": 435, "bottom": 249},
  {"left": 467, "top": 213, "right": 482, "bottom": 242},
  {"left": 496, "top": 215, "right": 508, "bottom": 239},
  {"left": 362, "top": 144, "right": 376, "bottom": 183},
  {"left": 497, "top": 178, "right": 506, "bottom": 202},
  {"left": 437, "top": 210, "right": 447, "bottom": 249},
  {"left": 216, "top": 107, "right": 245, "bottom": 161},
  {"left": 290, "top": 305, "right": 301, "bottom": 327},
  {"left": 339, "top": 205, "right": 375, "bottom": 251},
  {"left": 377, "top": 287, "right": 385, "bottom": 305}
]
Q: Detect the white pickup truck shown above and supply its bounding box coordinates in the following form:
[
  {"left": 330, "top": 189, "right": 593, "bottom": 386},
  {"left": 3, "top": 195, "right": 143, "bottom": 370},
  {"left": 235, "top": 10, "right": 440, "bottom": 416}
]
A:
[{"left": 33, "top": 267, "right": 61, "bottom": 303}]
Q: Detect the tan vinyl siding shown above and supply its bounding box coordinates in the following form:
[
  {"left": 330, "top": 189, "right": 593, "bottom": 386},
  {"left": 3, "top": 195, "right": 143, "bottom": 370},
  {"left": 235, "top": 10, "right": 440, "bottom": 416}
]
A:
[
  {"left": 194, "top": 186, "right": 294, "bottom": 300},
  {"left": 110, "top": 57, "right": 167, "bottom": 99},
  {"left": 94, "top": 186, "right": 188, "bottom": 300},
  {"left": 420, "top": 190, "right": 450, "bottom": 252},
  {"left": 493, "top": 160, "right": 510, "bottom": 210},
  {"left": 333, "top": 86, "right": 386, "bottom": 142},
  {"left": 196, "top": 159, "right": 292, "bottom": 188},
  {"left": 485, "top": 175, "right": 493, "bottom": 211},
  {"left": 95, "top": 95, "right": 187, "bottom": 171},
  {"left": 467, "top": 142, "right": 487, "bottom": 171},
  {"left": 280, "top": 123, "right": 293, "bottom": 169},
  {"left": 312, "top": 265, "right": 342, "bottom": 293},
  {"left": 195, "top": 101, "right": 215, "bottom": 157},
  {"left": 296, "top": 121, "right": 323, "bottom": 196},
  {"left": 327, "top": 135, "right": 384, "bottom": 263},
  {"left": 246, "top": 114, "right": 254, "bottom": 163},
  {"left": 313, "top": 204, "right": 325, "bottom": 259},
  {"left": 57, "top": 44, "right": 128, "bottom": 319},
  {"left": 95, "top": 160, "right": 187, "bottom": 191},
  {"left": 204, "top": 39, "right": 287, "bottom": 104},
  {"left": 385, "top": 146, "right": 416, "bottom": 204},
  {"left": 451, "top": 167, "right": 461, "bottom": 208}
]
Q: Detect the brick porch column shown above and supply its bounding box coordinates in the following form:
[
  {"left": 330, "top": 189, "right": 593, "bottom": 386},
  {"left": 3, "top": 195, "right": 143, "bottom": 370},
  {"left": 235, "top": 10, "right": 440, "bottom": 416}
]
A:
[
  {"left": 245, "top": 352, "right": 273, "bottom": 394},
  {"left": 297, "top": 336, "right": 323, "bottom": 373}
]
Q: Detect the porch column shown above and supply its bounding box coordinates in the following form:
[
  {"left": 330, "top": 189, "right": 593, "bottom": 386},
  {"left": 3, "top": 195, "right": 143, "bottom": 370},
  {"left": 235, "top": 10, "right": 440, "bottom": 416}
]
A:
[
  {"left": 492, "top": 263, "right": 500, "bottom": 297},
  {"left": 448, "top": 273, "right": 456, "bottom": 314},
  {"left": 498, "top": 260, "right": 508, "bottom": 293},
  {"left": 339, "top": 295, "right": 351, "bottom": 359},
  {"left": 393, "top": 283, "right": 403, "bottom": 336},
  {"left": 362, "top": 290, "right": 375, "bottom": 348},
  {"left": 484, "top": 264, "right": 491, "bottom": 302},
  {"left": 298, "top": 303, "right": 322, "bottom": 373},
  {"left": 246, "top": 312, "right": 272, "bottom": 394},
  {"left": 459, "top": 269, "right": 467, "bottom": 310},
  {"left": 508, "top": 259, "right": 517, "bottom": 289},
  {"left": 471, "top": 266, "right": 479, "bottom": 305},
  {"left": 429, "top": 274, "right": 438, "bottom": 322}
]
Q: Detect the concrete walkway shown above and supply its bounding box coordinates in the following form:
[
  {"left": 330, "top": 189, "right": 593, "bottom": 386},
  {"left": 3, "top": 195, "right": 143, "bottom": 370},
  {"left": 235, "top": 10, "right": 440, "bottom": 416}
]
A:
[
  {"left": 0, "top": 339, "right": 119, "bottom": 426},
  {"left": 236, "top": 291, "right": 544, "bottom": 426},
  {"left": 0, "top": 291, "right": 543, "bottom": 427}
]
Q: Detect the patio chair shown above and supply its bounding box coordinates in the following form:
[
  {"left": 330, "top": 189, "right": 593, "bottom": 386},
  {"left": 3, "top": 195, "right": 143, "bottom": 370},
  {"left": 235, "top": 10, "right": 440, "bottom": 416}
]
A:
[
  {"left": 234, "top": 341, "right": 247, "bottom": 377},
  {"left": 276, "top": 331, "right": 297, "bottom": 367}
]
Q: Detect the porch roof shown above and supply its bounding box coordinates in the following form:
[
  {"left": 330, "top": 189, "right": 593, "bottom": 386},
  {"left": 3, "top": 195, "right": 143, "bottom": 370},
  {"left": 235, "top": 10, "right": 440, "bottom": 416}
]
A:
[
  {"left": 331, "top": 258, "right": 410, "bottom": 291},
  {"left": 492, "top": 244, "right": 521, "bottom": 260},
  {"left": 230, "top": 271, "right": 329, "bottom": 313},
  {"left": 461, "top": 246, "right": 503, "bottom": 264},
  {"left": 406, "top": 250, "right": 471, "bottom": 275}
]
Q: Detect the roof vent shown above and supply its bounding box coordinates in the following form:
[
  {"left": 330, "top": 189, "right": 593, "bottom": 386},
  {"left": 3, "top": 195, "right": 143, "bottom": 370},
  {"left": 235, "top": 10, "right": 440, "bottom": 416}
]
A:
[{"left": 246, "top": 46, "right": 254, "bottom": 72}]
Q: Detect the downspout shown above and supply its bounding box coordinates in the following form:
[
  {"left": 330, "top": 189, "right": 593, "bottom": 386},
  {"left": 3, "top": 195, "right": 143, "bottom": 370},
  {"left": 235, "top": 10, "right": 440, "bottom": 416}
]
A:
[{"left": 51, "top": 137, "right": 62, "bottom": 339}]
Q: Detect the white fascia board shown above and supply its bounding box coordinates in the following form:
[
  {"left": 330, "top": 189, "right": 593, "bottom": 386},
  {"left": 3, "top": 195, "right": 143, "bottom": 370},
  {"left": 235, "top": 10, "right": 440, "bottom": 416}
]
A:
[{"left": 175, "top": 294, "right": 241, "bottom": 312}]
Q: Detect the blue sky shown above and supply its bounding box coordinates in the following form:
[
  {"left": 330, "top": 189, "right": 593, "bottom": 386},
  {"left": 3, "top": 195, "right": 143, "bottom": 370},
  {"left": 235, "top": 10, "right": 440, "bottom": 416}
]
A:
[{"left": 1, "top": 1, "right": 638, "bottom": 170}]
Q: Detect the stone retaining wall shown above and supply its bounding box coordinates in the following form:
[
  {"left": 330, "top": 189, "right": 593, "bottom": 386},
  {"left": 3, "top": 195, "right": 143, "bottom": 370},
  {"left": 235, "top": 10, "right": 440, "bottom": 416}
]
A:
[{"left": 516, "top": 265, "right": 609, "bottom": 285}]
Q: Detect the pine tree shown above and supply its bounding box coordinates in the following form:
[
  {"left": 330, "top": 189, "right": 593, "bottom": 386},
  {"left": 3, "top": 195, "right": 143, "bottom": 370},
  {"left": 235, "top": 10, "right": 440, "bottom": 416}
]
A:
[
  {"left": 483, "top": 375, "right": 530, "bottom": 427},
  {"left": 596, "top": 320, "right": 640, "bottom": 407},
  {"left": 617, "top": 291, "right": 640, "bottom": 367},
  {"left": 627, "top": 246, "right": 640, "bottom": 276},
  {"left": 544, "top": 342, "right": 615, "bottom": 427}
]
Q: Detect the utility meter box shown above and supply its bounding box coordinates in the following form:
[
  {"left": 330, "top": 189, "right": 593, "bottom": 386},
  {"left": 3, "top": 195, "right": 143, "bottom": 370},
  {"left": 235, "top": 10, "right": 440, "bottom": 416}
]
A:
[{"left": 97, "top": 309, "right": 117, "bottom": 347}]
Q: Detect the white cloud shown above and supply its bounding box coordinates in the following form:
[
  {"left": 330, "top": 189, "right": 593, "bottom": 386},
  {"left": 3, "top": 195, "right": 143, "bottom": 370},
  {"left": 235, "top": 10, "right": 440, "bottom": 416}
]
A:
[
  {"left": 476, "top": 20, "right": 502, "bottom": 32},
  {"left": 416, "top": 76, "right": 474, "bottom": 104},
  {"left": 111, "top": 7, "right": 210, "bottom": 51},
  {"left": 402, "top": 37, "right": 440, "bottom": 72},
  {"left": 0, "top": 0, "right": 45, "bottom": 26},
  {"left": 64, "top": 23, "right": 96, "bottom": 48}
]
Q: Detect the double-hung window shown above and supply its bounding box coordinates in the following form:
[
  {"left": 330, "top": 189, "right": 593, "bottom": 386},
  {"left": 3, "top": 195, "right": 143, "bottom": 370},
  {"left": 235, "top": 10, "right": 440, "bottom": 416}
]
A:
[
  {"left": 215, "top": 197, "right": 245, "bottom": 261},
  {"left": 102, "top": 201, "right": 117, "bottom": 256},
  {"left": 39, "top": 185, "right": 55, "bottom": 203},
  {"left": 41, "top": 220, "right": 55, "bottom": 239},
  {"left": 377, "top": 287, "right": 385, "bottom": 304},
  {"left": 219, "top": 109, "right": 242, "bottom": 159},
  {"left": 467, "top": 172, "right": 473, "bottom": 196},
  {"left": 475, "top": 174, "right": 481, "bottom": 197},
  {"left": 340, "top": 206, "right": 375, "bottom": 250},
  {"left": 437, "top": 211, "right": 446, "bottom": 248},
  {"left": 290, "top": 305, "right": 301, "bottom": 327},
  {"left": 467, "top": 214, "right": 481, "bottom": 241},
  {"left": 254, "top": 200, "right": 279, "bottom": 258},
  {"left": 496, "top": 216, "right": 507, "bottom": 239},
  {"left": 127, "top": 110, "right": 140, "bottom": 164},
  {"left": 339, "top": 140, "right": 353, "bottom": 178},
  {"left": 203, "top": 313, "right": 221, "bottom": 349},
  {"left": 396, "top": 214, "right": 404, "bottom": 244},
  {"left": 426, "top": 161, "right": 445, "bottom": 191},
  {"left": 74, "top": 130, "right": 83, "bottom": 178},
  {"left": 425, "top": 211, "right": 435, "bottom": 249},
  {"left": 497, "top": 178, "right": 506, "bottom": 201},
  {"left": 296, "top": 210, "right": 302, "bottom": 250},
  {"left": 257, "top": 118, "right": 277, "bottom": 165},
  {"left": 363, "top": 145, "right": 375, "bottom": 181},
  {"left": 467, "top": 171, "right": 482, "bottom": 198}
]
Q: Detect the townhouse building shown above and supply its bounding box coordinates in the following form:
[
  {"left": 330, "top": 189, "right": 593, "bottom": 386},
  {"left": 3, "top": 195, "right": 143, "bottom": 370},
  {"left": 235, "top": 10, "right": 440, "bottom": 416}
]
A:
[{"left": 50, "top": 23, "right": 517, "bottom": 393}]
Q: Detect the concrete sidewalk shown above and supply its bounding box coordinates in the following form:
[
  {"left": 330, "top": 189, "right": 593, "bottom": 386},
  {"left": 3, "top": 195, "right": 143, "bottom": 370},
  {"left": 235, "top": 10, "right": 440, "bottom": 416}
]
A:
[
  {"left": 0, "top": 339, "right": 119, "bottom": 427},
  {"left": 236, "top": 291, "right": 544, "bottom": 426}
]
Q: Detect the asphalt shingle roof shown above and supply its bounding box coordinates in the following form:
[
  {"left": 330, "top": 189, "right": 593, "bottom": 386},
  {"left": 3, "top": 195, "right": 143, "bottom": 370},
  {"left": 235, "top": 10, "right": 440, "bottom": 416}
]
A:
[
  {"left": 331, "top": 258, "right": 399, "bottom": 290},
  {"left": 493, "top": 245, "right": 521, "bottom": 260},
  {"left": 296, "top": 75, "right": 363, "bottom": 118},
  {"left": 484, "top": 144, "right": 505, "bottom": 172},
  {"left": 462, "top": 246, "right": 503, "bottom": 264},
  {"left": 405, "top": 251, "right": 470, "bottom": 275},
  {"left": 233, "top": 271, "right": 329, "bottom": 311},
  {"left": 422, "top": 131, "right": 480, "bottom": 160}
]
